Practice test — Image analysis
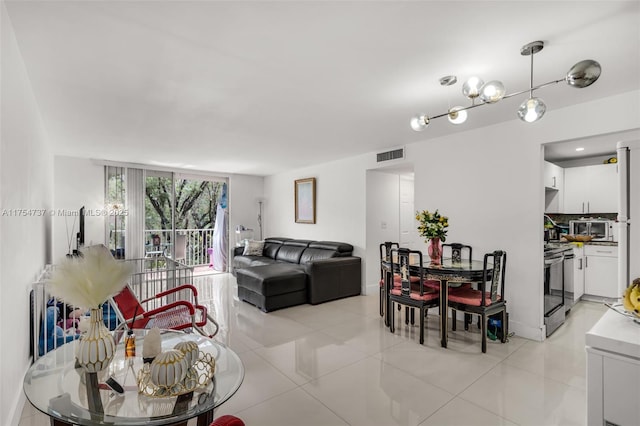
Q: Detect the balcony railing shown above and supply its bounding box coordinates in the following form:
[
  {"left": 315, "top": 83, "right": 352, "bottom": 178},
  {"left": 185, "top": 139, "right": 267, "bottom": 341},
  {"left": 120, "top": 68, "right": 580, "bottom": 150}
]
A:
[{"left": 144, "top": 228, "right": 215, "bottom": 267}]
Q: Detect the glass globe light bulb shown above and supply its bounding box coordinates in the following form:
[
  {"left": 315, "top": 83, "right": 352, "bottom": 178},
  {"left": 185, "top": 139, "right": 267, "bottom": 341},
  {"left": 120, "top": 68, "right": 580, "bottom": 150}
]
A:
[
  {"left": 462, "top": 76, "right": 484, "bottom": 99},
  {"left": 479, "top": 80, "right": 506, "bottom": 103},
  {"left": 517, "top": 97, "right": 546, "bottom": 123},
  {"left": 448, "top": 106, "right": 468, "bottom": 124},
  {"left": 410, "top": 114, "right": 429, "bottom": 131}
]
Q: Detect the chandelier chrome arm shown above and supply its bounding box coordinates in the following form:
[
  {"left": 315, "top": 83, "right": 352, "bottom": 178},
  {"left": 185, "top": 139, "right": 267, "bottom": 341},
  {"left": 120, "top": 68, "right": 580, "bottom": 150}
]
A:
[
  {"left": 426, "top": 77, "right": 567, "bottom": 120},
  {"left": 410, "top": 40, "right": 601, "bottom": 131}
]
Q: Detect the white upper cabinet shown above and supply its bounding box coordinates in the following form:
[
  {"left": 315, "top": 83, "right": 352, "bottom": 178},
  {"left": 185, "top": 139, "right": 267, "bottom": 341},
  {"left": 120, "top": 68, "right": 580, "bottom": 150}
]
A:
[
  {"left": 563, "top": 164, "right": 618, "bottom": 214},
  {"left": 544, "top": 161, "right": 563, "bottom": 190},
  {"left": 544, "top": 161, "right": 564, "bottom": 213}
]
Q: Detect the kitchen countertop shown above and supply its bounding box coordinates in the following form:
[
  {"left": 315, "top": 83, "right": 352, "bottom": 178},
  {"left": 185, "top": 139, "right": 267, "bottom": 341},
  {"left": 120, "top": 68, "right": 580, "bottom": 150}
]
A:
[
  {"left": 546, "top": 240, "right": 618, "bottom": 247},
  {"left": 586, "top": 309, "right": 640, "bottom": 358},
  {"left": 586, "top": 241, "right": 618, "bottom": 246}
]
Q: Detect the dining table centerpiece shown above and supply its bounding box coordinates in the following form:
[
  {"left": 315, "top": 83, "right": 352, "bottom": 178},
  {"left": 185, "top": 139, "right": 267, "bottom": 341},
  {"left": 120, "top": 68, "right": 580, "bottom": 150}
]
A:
[
  {"left": 49, "top": 246, "right": 135, "bottom": 372},
  {"left": 416, "top": 209, "right": 449, "bottom": 265}
]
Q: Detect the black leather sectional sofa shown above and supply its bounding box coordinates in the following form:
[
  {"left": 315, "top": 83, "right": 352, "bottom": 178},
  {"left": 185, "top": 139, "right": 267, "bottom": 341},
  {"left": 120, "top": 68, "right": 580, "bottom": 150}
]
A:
[{"left": 232, "top": 237, "right": 361, "bottom": 312}]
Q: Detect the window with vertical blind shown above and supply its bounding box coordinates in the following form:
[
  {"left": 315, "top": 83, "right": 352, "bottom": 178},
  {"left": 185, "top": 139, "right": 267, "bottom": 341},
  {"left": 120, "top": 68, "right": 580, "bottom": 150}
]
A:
[
  {"left": 105, "top": 166, "right": 126, "bottom": 258},
  {"left": 105, "top": 165, "right": 227, "bottom": 268}
]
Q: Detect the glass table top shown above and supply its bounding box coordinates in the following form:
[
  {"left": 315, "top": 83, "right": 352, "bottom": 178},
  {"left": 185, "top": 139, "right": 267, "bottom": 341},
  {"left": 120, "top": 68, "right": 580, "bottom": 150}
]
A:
[{"left": 23, "top": 329, "right": 244, "bottom": 425}]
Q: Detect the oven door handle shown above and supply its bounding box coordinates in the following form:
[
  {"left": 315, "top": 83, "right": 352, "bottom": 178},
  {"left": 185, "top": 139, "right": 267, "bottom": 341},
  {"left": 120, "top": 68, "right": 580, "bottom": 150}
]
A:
[{"left": 544, "top": 255, "right": 564, "bottom": 266}]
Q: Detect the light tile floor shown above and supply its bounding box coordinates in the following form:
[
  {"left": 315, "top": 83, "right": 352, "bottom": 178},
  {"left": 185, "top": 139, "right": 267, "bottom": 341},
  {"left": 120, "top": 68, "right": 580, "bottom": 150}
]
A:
[{"left": 20, "top": 273, "right": 607, "bottom": 426}]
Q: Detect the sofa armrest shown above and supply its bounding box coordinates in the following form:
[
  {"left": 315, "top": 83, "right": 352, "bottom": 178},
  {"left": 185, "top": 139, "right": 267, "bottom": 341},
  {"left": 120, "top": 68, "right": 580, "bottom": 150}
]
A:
[{"left": 304, "top": 257, "right": 361, "bottom": 304}]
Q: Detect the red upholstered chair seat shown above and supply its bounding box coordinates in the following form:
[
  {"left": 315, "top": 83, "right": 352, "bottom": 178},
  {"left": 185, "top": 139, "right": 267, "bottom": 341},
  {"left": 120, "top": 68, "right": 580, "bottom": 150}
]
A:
[
  {"left": 448, "top": 287, "right": 501, "bottom": 306},
  {"left": 424, "top": 279, "right": 441, "bottom": 290},
  {"left": 209, "top": 415, "right": 245, "bottom": 426}
]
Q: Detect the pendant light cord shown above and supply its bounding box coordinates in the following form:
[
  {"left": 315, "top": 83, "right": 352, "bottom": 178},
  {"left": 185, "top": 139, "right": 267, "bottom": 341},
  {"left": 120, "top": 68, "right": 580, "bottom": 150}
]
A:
[{"left": 529, "top": 52, "right": 534, "bottom": 98}]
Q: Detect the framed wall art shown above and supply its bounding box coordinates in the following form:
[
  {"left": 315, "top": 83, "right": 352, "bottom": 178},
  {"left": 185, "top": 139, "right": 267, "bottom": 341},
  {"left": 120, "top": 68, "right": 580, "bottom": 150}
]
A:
[{"left": 294, "top": 177, "right": 316, "bottom": 224}]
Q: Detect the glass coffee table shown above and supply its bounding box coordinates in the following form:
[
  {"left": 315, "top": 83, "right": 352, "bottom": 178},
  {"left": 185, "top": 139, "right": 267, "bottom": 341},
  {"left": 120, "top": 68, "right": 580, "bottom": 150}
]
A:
[{"left": 24, "top": 329, "right": 244, "bottom": 426}]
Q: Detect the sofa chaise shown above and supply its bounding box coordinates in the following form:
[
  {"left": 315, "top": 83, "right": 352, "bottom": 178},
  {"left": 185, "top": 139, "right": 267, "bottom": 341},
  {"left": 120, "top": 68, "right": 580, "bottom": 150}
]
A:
[{"left": 232, "top": 237, "right": 361, "bottom": 312}]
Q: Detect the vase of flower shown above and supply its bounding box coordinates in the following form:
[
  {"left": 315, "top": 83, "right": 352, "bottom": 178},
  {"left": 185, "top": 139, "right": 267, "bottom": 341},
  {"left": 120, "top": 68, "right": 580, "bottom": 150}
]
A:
[
  {"left": 416, "top": 209, "right": 449, "bottom": 265},
  {"left": 76, "top": 307, "right": 115, "bottom": 372},
  {"left": 428, "top": 238, "right": 443, "bottom": 265},
  {"left": 49, "top": 246, "right": 134, "bottom": 372}
]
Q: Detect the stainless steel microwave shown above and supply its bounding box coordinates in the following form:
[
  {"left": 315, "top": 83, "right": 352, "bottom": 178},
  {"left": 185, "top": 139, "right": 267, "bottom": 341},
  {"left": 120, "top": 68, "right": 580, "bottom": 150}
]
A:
[{"left": 569, "top": 219, "right": 617, "bottom": 241}]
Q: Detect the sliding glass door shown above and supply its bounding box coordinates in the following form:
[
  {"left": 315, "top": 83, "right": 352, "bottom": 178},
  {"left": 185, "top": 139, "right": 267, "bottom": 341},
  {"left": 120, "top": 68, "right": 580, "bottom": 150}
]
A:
[{"left": 144, "top": 171, "right": 227, "bottom": 268}]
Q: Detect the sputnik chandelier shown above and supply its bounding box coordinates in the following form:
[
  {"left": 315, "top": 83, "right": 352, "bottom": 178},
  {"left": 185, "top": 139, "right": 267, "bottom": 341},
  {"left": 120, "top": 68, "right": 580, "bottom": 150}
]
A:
[{"left": 410, "top": 41, "right": 602, "bottom": 131}]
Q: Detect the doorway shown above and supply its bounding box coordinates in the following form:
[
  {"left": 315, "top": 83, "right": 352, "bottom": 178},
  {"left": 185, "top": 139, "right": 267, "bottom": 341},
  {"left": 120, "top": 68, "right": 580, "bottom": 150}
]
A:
[{"left": 365, "top": 164, "right": 415, "bottom": 294}]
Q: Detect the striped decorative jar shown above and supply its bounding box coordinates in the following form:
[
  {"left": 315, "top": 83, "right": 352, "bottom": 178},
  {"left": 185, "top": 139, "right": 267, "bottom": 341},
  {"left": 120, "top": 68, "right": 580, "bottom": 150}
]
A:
[
  {"left": 75, "top": 307, "right": 115, "bottom": 372},
  {"left": 150, "top": 349, "right": 189, "bottom": 388},
  {"left": 174, "top": 341, "right": 199, "bottom": 368}
]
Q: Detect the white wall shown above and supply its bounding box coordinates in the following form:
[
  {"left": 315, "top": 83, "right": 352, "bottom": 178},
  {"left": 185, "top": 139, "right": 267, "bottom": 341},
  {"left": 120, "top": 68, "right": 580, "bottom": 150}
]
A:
[
  {"left": 0, "top": 5, "right": 53, "bottom": 425},
  {"left": 264, "top": 155, "right": 371, "bottom": 292},
  {"left": 228, "top": 174, "right": 264, "bottom": 247},
  {"left": 263, "top": 90, "right": 640, "bottom": 342},
  {"left": 52, "top": 157, "right": 106, "bottom": 262}
]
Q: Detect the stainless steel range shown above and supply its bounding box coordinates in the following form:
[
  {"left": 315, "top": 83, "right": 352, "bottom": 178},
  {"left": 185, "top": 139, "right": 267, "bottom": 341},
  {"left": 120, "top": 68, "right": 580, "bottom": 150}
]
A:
[{"left": 543, "top": 244, "right": 574, "bottom": 336}]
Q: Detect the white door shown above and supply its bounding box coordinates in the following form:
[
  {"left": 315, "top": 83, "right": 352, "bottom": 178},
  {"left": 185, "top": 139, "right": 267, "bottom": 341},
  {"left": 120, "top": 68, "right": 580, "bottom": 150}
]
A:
[{"left": 399, "top": 175, "right": 415, "bottom": 247}]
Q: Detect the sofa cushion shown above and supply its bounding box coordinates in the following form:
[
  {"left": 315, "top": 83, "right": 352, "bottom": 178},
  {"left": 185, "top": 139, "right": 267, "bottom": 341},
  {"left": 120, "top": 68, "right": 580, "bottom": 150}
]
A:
[
  {"left": 283, "top": 239, "right": 313, "bottom": 248},
  {"left": 249, "top": 258, "right": 278, "bottom": 267},
  {"left": 299, "top": 247, "right": 337, "bottom": 264},
  {"left": 276, "top": 245, "right": 306, "bottom": 263},
  {"left": 243, "top": 240, "right": 265, "bottom": 256},
  {"left": 233, "top": 255, "right": 258, "bottom": 270},
  {"left": 233, "top": 255, "right": 277, "bottom": 269},
  {"left": 308, "top": 241, "right": 354, "bottom": 256},
  {"left": 264, "top": 237, "right": 292, "bottom": 244},
  {"left": 263, "top": 241, "right": 282, "bottom": 259},
  {"left": 237, "top": 264, "right": 306, "bottom": 296}
]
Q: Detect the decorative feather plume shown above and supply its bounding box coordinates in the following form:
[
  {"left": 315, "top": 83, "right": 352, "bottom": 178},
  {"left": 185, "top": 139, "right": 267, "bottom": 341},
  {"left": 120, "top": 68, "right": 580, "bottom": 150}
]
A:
[{"left": 49, "top": 246, "right": 135, "bottom": 309}]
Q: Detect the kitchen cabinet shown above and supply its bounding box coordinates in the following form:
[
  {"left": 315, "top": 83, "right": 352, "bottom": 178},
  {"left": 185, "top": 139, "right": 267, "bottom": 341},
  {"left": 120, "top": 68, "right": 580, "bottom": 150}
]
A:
[
  {"left": 584, "top": 245, "right": 618, "bottom": 298},
  {"left": 544, "top": 161, "right": 564, "bottom": 213},
  {"left": 563, "top": 164, "right": 617, "bottom": 214},
  {"left": 573, "top": 246, "right": 584, "bottom": 303},
  {"left": 586, "top": 310, "right": 640, "bottom": 426},
  {"left": 544, "top": 161, "right": 563, "bottom": 189}
]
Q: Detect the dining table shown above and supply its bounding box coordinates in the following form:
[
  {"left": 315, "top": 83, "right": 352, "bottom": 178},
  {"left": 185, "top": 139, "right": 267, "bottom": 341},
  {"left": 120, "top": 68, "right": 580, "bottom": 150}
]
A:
[{"left": 382, "top": 256, "right": 492, "bottom": 348}]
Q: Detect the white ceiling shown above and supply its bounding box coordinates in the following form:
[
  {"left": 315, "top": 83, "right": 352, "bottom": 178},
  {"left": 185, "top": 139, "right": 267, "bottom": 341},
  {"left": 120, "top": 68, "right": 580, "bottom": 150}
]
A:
[{"left": 4, "top": 1, "right": 640, "bottom": 176}]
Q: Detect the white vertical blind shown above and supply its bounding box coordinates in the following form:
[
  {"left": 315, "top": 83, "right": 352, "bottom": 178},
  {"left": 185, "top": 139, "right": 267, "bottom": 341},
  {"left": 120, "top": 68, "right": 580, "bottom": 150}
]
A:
[{"left": 126, "top": 168, "right": 145, "bottom": 259}]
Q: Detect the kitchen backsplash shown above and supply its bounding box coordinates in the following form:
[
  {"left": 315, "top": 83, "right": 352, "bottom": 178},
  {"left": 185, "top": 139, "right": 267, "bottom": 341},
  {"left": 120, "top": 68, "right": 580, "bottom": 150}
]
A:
[{"left": 546, "top": 213, "right": 617, "bottom": 225}]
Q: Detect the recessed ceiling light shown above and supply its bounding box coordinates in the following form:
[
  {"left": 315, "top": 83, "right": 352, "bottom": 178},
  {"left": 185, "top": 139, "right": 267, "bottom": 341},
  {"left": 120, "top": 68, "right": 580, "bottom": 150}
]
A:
[{"left": 576, "top": 147, "right": 585, "bottom": 152}]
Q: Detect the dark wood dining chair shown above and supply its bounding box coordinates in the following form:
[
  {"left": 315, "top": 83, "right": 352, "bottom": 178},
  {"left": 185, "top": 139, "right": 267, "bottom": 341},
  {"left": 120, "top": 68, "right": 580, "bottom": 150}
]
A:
[
  {"left": 388, "top": 248, "right": 439, "bottom": 344},
  {"left": 442, "top": 243, "right": 472, "bottom": 264},
  {"left": 447, "top": 250, "right": 507, "bottom": 353},
  {"left": 442, "top": 242, "right": 474, "bottom": 328},
  {"left": 379, "top": 242, "right": 399, "bottom": 317}
]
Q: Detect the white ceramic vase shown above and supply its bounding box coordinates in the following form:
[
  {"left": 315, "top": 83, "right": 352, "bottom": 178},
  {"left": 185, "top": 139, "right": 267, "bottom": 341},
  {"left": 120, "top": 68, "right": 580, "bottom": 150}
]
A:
[
  {"left": 174, "top": 341, "right": 199, "bottom": 367},
  {"left": 150, "top": 349, "right": 188, "bottom": 387},
  {"left": 75, "top": 307, "right": 115, "bottom": 372}
]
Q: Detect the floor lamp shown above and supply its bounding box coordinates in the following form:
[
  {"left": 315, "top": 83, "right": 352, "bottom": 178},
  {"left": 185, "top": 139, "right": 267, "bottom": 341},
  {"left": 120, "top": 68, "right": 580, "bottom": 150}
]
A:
[{"left": 257, "top": 200, "right": 263, "bottom": 241}]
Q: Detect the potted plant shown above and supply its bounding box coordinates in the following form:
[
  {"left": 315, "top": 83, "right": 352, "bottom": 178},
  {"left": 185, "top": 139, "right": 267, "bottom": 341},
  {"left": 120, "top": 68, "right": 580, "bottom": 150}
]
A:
[{"left": 416, "top": 209, "right": 449, "bottom": 265}]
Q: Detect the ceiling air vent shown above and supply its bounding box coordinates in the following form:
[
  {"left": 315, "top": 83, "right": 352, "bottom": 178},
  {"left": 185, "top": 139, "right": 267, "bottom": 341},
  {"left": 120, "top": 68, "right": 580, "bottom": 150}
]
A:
[{"left": 376, "top": 148, "right": 404, "bottom": 162}]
